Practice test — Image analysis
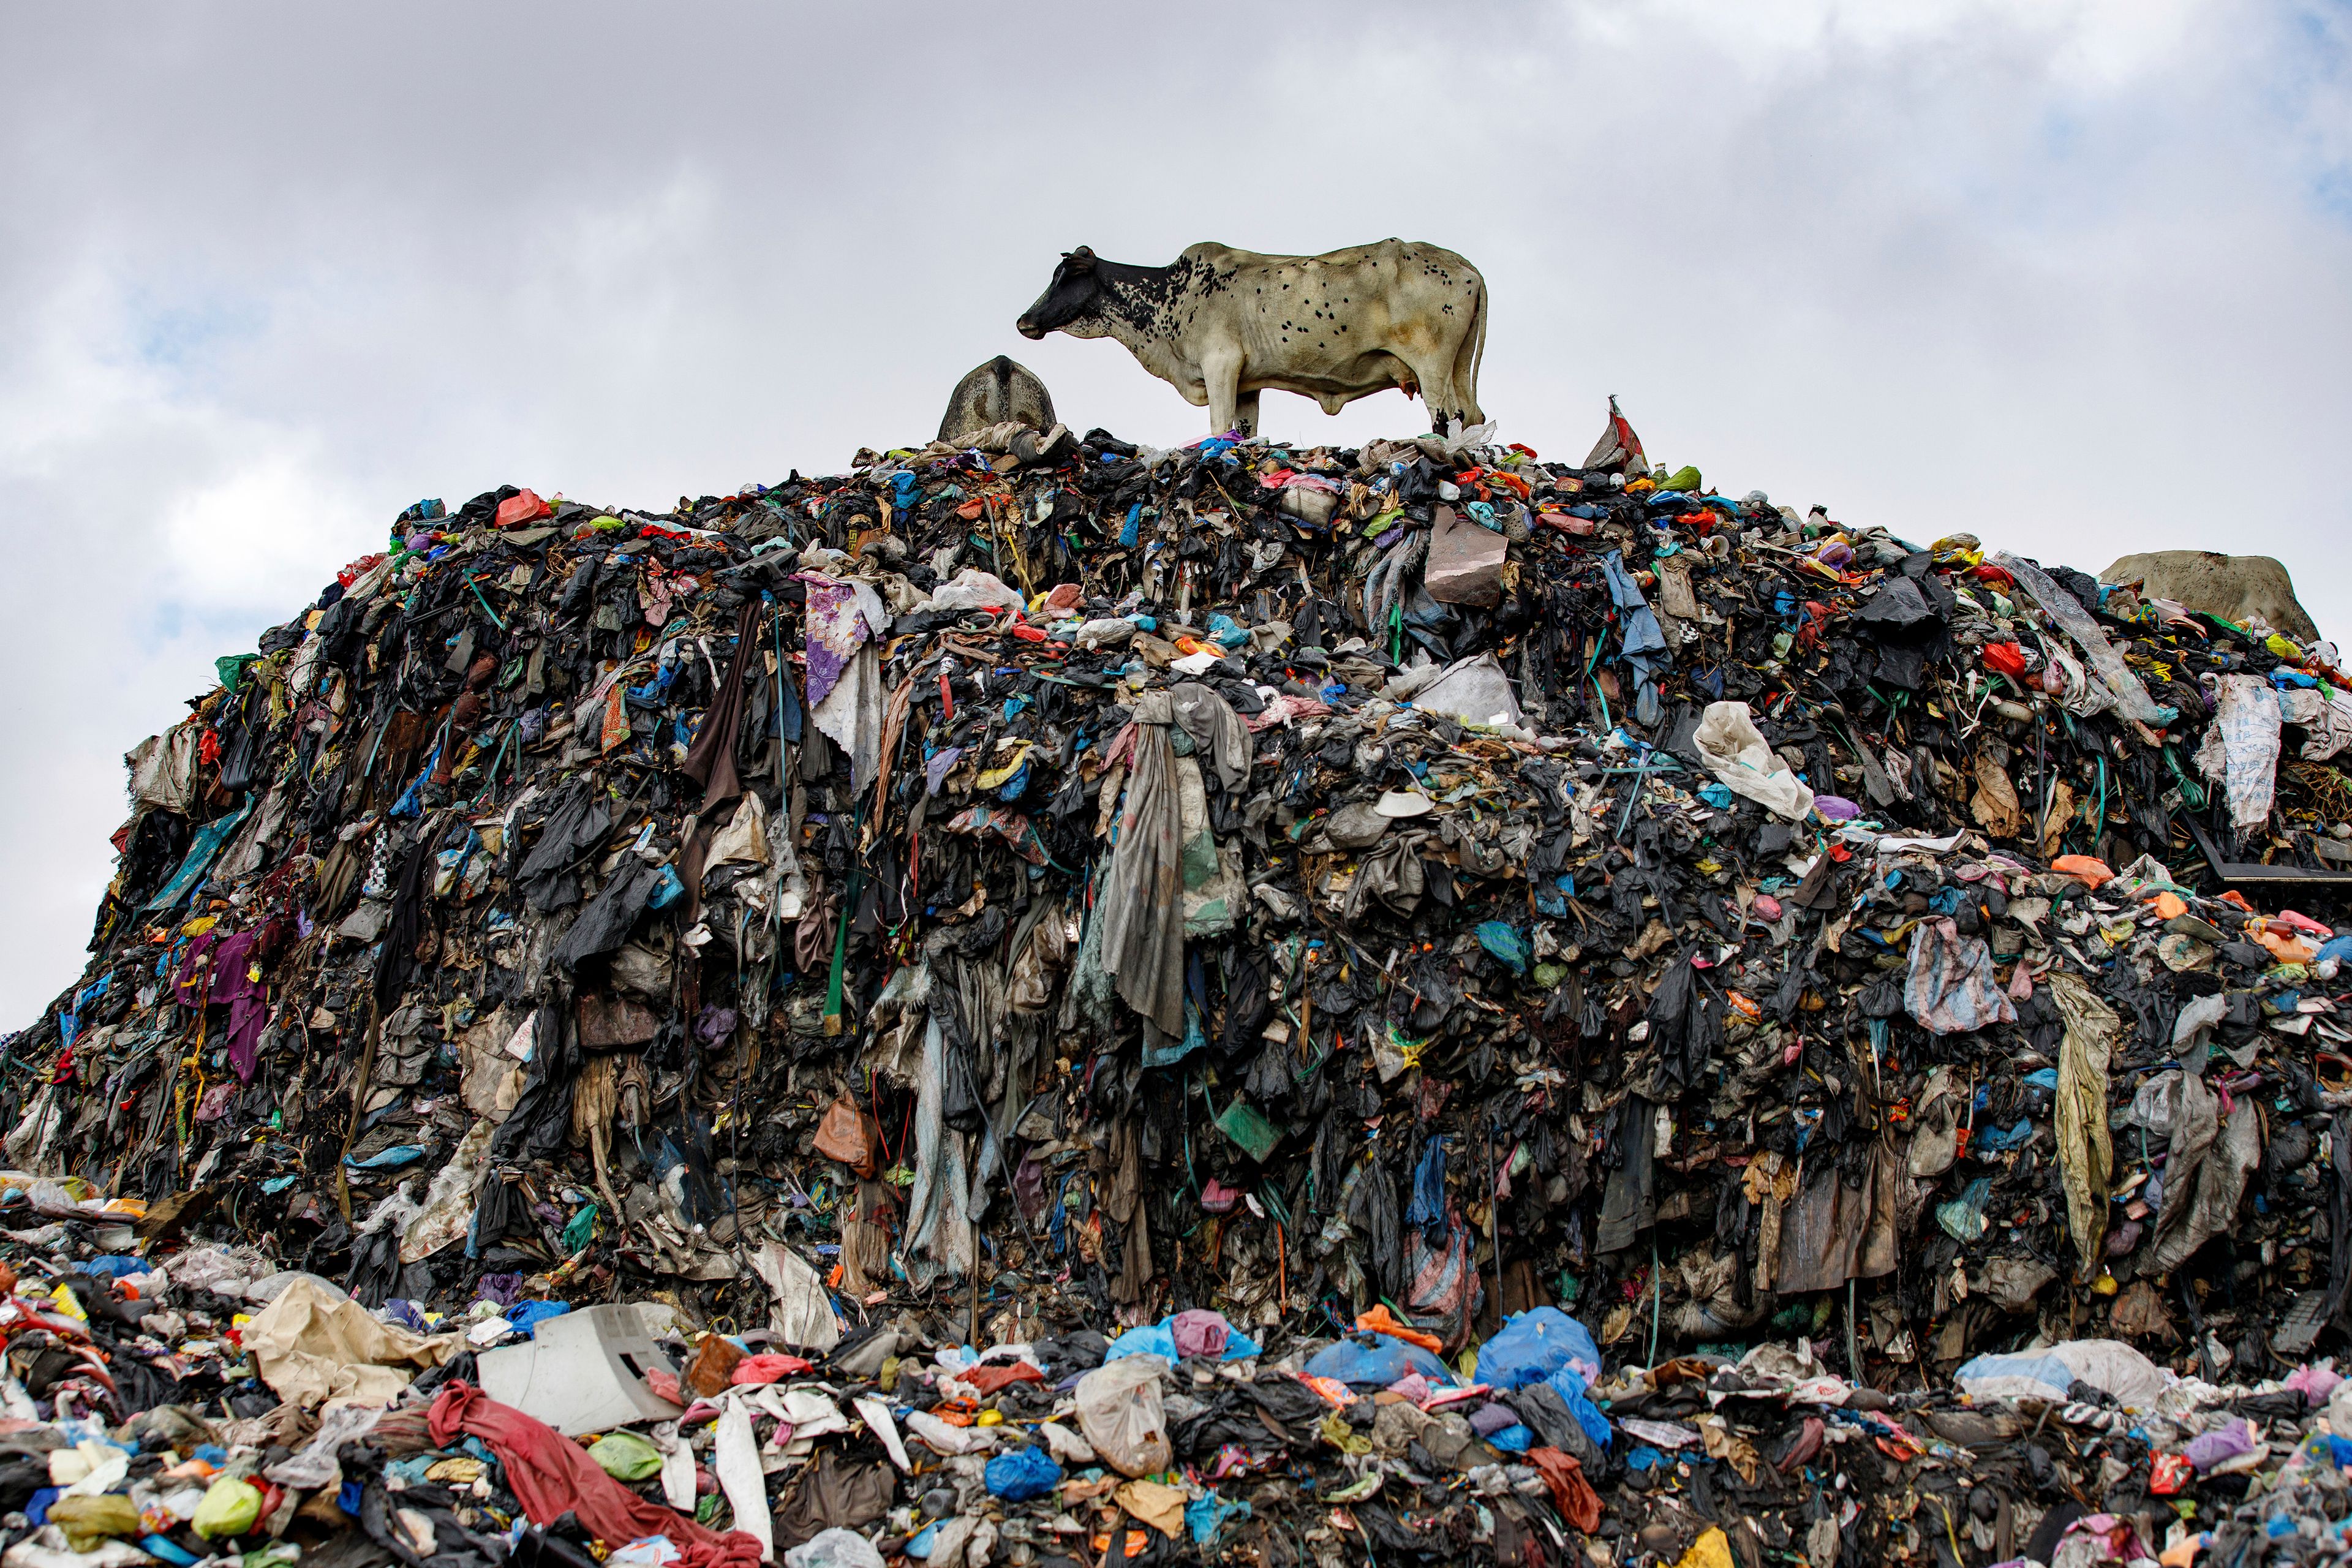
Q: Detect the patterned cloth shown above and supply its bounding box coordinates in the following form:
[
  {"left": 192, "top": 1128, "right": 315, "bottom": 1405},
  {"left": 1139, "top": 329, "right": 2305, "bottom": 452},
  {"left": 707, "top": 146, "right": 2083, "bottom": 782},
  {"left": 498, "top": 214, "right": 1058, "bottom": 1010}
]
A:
[
  {"left": 1905, "top": 917, "right": 2016, "bottom": 1035},
  {"left": 2212, "top": 673, "right": 2283, "bottom": 829},
  {"left": 797, "top": 573, "right": 891, "bottom": 790},
  {"left": 796, "top": 573, "right": 869, "bottom": 709}
]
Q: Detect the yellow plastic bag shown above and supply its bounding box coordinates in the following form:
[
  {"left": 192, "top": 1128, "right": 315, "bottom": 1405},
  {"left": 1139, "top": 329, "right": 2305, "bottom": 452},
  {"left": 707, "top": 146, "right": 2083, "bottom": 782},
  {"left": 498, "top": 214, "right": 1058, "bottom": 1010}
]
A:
[
  {"left": 192, "top": 1476, "right": 263, "bottom": 1539},
  {"left": 48, "top": 1494, "right": 140, "bottom": 1551}
]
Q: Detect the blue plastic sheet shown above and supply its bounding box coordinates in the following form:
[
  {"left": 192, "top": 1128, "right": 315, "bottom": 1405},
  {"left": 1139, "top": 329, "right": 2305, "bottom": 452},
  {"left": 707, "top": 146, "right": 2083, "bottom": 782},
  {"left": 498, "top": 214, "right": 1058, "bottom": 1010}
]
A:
[
  {"left": 1475, "top": 921, "right": 1531, "bottom": 976},
  {"left": 1545, "top": 1367, "right": 1614, "bottom": 1449},
  {"left": 1303, "top": 1335, "right": 1458, "bottom": 1389},
  {"left": 1187, "top": 1494, "right": 1251, "bottom": 1547},
  {"left": 143, "top": 802, "right": 252, "bottom": 911},
  {"left": 506, "top": 1300, "right": 573, "bottom": 1337},
  {"left": 1104, "top": 1323, "right": 1178, "bottom": 1363},
  {"left": 1954, "top": 1351, "right": 2076, "bottom": 1402},
  {"left": 983, "top": 1444, "right": 1062, "bottom": 1501},
  {"left": 345, "top": 1144, "right": 428, "bottom": 1169},
  {"left": 1475, "top": 1307, "right": 1602, "bottom": 1391},
  {"left": 1602, "top": 549, "right": 1670, "bottom": 725},
  {"left": 1404, "top": 1136, "right": 1449, "bottom": 1243},
  {"left": 1106, "top": 1314, "right": 1262, "bottom": 1363}
]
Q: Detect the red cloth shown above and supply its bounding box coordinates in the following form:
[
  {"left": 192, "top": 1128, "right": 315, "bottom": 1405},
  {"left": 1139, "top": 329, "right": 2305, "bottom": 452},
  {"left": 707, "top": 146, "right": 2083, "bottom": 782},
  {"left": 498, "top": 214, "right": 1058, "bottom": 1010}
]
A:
[
  {"left": 957, "top": 1361, "right": 1044, "bottom": 1396},
  {"left": 495, "top": 489, "right": 553, "bottom": 529},
  {"left": 1526, "top": 1447, "right": 1600, "bottom": 1534},
  {"left": 428, "top": 1382, "right": 761, "bottom": 1568},
  {"left": 729, "top": 1354, "right": 815, "bottom": 1387}
]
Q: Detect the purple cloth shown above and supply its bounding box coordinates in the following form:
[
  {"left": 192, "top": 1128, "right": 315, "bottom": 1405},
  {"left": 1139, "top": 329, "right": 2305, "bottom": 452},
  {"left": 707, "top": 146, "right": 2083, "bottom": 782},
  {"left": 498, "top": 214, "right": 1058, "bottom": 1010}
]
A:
[
  {"left": 172, "top": 932, "right": 219, "bottom": 1005},
  {"left": 1170, "top": 1309, "right": 1231, "bottom": 1360},
  {"left": 795, "top": 575, "right": 866, "bottom": 710},
  {"left": 475, "top": 1273, "right": 528, "bottom": 1308},
  {"left": 2184, "top": 1419, "right": 2258, "bottom": 1472},
  {"left": 925, "top": 747, "right": 963, "bottom": 796},
  {"left": 177, "top": 929, "right": 271, "bottom": 1080},
  {"left": 1813, "top": 794, "right": 1861, "bottom": 821},
  {"left": 1468, "top": 1401, "right": 1520, "bottom": 1438}
]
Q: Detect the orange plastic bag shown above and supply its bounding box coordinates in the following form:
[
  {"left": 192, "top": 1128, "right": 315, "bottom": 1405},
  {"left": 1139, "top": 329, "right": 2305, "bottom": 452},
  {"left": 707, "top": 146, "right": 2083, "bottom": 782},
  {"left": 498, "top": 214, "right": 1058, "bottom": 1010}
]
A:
[
  {"left": 494, "top": 489, "right": 553, "bottom": 529},
  {"left": 2051, "top": 855, "right": 2113, "bottom": 888},
  {"left": 683, "top": 1333, "right": 744, "bottom": 1399},
  {"left": 812, "top": 1096, "right": 880, "bottom": 1177},
  {"left": 1354, "top": 1304, "right": 1443, "bottom": 1352}
]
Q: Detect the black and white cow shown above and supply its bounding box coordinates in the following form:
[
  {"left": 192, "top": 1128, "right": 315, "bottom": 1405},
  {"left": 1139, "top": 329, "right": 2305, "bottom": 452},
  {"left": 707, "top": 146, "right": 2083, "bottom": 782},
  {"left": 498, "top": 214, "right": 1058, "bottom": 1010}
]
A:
[{"left": 1017, "top": 239, "right": 1487, "bottom": 436}]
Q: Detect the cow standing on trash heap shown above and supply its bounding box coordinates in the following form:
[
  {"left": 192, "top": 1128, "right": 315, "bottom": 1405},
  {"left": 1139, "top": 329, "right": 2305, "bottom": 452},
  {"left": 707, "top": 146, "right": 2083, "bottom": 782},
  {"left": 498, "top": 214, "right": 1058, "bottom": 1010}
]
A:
[
  {"left": 938, "top": 354, "right": 1057, "bottom": 443},
  {"left": 1016, "top": 239, "right": 1487, "bottom": 438}
]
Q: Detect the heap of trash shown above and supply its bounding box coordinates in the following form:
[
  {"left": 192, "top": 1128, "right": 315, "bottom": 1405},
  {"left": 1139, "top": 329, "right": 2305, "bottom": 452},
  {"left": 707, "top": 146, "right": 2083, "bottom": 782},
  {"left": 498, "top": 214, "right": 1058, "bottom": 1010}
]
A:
[{"left": 8, "top": 401, "right": 2352, "bottom": 1568}]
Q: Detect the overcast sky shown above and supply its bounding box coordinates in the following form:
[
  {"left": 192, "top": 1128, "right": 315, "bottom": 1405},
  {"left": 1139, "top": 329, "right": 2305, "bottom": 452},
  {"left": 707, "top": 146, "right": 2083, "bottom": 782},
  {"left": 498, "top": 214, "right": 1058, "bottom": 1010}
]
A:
[{"left": 2, "top": 0, "right": 2347, "bottom": 1027}]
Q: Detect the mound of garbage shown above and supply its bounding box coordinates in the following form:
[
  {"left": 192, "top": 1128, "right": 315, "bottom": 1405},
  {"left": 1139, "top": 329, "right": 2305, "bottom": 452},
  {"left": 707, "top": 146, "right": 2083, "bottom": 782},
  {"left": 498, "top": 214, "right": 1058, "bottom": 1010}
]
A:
[{"left": 7, "top": 404, "right": 2352, "bottom": 1568}]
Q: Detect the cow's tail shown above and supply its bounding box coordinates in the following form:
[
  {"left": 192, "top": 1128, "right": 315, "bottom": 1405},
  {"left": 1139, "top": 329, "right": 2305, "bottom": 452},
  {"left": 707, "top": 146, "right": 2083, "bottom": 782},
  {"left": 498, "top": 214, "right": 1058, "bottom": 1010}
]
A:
[{"left": 1458, "top": 274, "right": 1488, "bottom": 426}]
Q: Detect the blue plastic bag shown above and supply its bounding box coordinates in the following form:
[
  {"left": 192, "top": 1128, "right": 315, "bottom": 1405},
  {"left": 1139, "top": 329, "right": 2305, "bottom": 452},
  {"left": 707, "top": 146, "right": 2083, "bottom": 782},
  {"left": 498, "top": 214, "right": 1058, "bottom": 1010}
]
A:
[
  {"left": 1303, "top": 1335, "right": 1457, "bottom": 1389},
  {"left": 1475, "top": 1307, "right": 1602, "bottom": 1391},
  {"left": 1475, "top": 921, "right": 1531, "bottom": 976},
  {"left": 984, "top": 1444, "right": 1063, "bottom": 1502},
  {"left": 1103, "top": 1322, "right": 1179, "bottom": 1363},
  {"left": 1545, "top": 1367, "right": 1614, "bottom": 1449},
  {"left": 1404, "top": 1136, "right": 1448, "bottom": 1243},
  {"left": 1116, "top": 1313, "right": 1261, "bottom": 1363},
  {"left": 345, "top": 1144, "right": 427, "bottom": 1170},
  {"left": 1186, "top": 1493, "right": 1251, "bottom": 1547},
  {"left": 506, "top": 1300, "right": 573, "bottom": 1337}
]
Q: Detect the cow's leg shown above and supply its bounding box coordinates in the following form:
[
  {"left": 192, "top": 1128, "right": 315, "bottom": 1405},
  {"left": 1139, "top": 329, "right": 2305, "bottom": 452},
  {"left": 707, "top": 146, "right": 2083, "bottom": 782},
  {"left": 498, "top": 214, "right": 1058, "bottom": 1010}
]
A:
[
  {"left": 1233, "top": 390, "right": 1261, "bottom": 438},
  {"left": 1202, "top": 349, "right": 1243, "bottom": 436},
  {"left": 1409, "top": 354, "right": 1459, "bottom": 435},
  {"left": 1449, "top": 311, "right": 1486, "bottom": 427}
]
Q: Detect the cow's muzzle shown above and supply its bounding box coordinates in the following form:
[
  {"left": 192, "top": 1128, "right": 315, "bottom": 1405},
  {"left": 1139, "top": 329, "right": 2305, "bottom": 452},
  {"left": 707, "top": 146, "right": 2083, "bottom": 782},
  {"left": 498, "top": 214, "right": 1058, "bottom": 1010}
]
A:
[{"left": 1015, "top": 315, "right": 1045, "bottom": 340}]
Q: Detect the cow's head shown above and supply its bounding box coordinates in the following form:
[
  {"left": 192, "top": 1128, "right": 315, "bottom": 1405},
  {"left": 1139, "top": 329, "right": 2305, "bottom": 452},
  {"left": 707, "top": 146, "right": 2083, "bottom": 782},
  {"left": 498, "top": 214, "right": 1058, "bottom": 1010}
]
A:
[{"left": 1017, "top": 247, "right": 1109, "bottom": 340}]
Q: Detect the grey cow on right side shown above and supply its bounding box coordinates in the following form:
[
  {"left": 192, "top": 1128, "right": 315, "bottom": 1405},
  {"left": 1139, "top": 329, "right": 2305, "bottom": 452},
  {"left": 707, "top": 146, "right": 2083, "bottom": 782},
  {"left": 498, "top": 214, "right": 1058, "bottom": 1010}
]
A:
[
  {"left": 938, "top": 355, "right": 1056, "bottom": 444},
  {"left": 2102, "top": 551, "right": 2321, "bottom": 643}
]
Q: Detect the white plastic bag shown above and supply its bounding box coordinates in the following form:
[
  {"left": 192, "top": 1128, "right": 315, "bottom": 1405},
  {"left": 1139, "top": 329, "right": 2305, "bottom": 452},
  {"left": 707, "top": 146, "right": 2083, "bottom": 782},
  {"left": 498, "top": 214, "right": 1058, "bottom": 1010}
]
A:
[
  {"left": 1073, "top": 1354, "right": 1172, "bottom": 1477},
  {"left": 924, "top": 568, "right": 1025, "bottom": 614},
  {"left": 1693, "top": 701, "right": 1815, "bottom": 822},
  {"left": 783, "top": 1530, "right": 884, "bottom": 1568},
  {"left": 1408, "top": 654, "right": 1525, "bottom": 730}
]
